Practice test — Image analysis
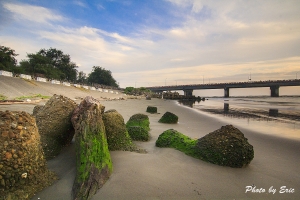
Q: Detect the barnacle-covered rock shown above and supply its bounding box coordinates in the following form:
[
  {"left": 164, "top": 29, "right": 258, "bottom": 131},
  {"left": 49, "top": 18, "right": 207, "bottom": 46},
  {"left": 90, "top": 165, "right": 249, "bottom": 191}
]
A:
[
  {"left": 195, "top": 125, "right": 254, "bottom": 168},
  {"left": 33, "top": 94, "right": 77, "bottom": 159},
  {"left": 0, "top": 110, "right": 56, "bottom": 200}
]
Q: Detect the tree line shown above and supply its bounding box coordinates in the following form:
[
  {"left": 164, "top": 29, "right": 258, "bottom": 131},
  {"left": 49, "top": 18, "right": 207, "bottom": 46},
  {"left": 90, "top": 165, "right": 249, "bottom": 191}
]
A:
[{"left": 0, "top": 46, "right": 119, "bottom": 87}]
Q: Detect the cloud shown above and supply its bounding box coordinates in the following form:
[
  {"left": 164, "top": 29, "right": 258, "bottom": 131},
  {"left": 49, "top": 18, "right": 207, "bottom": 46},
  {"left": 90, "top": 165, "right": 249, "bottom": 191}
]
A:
[
  {"left": 3, "top": 2, "right": 65, "bottom": 24},
  {"left": 73, "top": 0, "right": 88, "bottom": 8}
]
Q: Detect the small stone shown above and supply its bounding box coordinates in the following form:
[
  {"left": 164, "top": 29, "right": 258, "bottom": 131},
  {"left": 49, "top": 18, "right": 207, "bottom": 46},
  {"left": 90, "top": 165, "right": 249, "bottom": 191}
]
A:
[
  {"left": 11, "top": 123, "right": 17, "bottom": 129},
  {"left": 9, "top": 131, "right": 15, "bottom": 138},
  {"left": 5, "top": 152, "right": 12, "bottom": 159},
  {"left": 13, "top": 165, "right": 18, "bottom": 169},
  {"left": 1, "top": 131, "right": 9, "bottom": 137},
  {"left": 17, "top": 126, "right": 23, "bottom": 130}
]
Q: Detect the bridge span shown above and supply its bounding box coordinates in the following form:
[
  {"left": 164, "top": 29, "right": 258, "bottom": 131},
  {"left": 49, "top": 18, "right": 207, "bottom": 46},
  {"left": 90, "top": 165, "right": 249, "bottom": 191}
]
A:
[{"left": 147, "top": 79, "right": 300, "bottom": 97}]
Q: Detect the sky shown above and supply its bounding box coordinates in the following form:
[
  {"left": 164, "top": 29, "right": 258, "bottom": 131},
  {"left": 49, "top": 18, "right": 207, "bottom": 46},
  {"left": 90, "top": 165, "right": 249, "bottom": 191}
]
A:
[{"left": 1, "top": 0, "right": 300, "bottom": 89}]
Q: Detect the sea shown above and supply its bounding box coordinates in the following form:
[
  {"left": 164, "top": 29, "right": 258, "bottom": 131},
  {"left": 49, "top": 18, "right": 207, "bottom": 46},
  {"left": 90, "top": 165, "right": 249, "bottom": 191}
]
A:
[{"left": 178, "top": 96, "right": 300, "bottom": 140}]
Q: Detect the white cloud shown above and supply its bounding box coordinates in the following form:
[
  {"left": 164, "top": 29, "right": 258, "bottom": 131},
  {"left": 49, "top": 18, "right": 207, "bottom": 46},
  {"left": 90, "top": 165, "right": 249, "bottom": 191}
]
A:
[{"left": 3, "top": 3, "right": 65, "bottom": 24}]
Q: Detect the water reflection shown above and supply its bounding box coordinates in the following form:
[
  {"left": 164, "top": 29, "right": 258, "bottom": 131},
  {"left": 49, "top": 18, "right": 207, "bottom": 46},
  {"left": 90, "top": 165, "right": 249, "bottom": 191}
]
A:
[{"left": 178, "top": 99, "right": 202, "bottom": 108}]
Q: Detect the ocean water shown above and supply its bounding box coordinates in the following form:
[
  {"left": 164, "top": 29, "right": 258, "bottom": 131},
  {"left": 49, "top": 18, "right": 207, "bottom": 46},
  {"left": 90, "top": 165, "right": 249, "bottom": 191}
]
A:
[{"left": 178, "top": 96, "right": 300, "bottom": 140}]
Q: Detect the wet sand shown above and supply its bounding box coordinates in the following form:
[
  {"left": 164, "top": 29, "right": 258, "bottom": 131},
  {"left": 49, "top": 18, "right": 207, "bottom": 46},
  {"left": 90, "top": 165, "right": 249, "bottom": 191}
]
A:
[{"left": 23, "top": 98, "right": 300, "bottom": 200}]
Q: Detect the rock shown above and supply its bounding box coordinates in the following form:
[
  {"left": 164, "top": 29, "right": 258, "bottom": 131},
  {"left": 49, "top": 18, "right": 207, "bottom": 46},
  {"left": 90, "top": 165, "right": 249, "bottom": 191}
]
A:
[
  {"left": 127, "top": 126, "right": 150, "bottom": 141},
  {"left": 158, "top": 111, "right": 178, "bottom": 123},
  {"left": 33, "top": 94, "right": 77, "bottom": 159},
  {"left": 32, "top": 105, "right": 44, "bottom": 116},
  {"left": 195, "top": 125, "right": 254, "bottom": 168},
  {"left": 103, "top": 109, "right": 137, "bottom": 151},
  {"left": 71, "top": 96, "right": 112, "bottom": 200},
  {"left": 126, "top": 113, "right": 150, "bottom": 131},
  {"left": 156, "top": 129, "right": 196, "bottom": 156},
  {"left": 0, "top": 110, "right": 57, "bottom": 200},
  {"left": 146, "top": 96, "right": 151, "bottom": 100},
  {"left": 146, "top": 106, "right": 157, "bottom": 113}
]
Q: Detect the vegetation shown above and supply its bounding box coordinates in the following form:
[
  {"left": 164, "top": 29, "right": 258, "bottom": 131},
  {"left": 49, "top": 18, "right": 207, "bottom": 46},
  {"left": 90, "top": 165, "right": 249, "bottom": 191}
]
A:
[
  {"left": 0, "top": 94, "right": 7, "bottom": 100},
  {"left": 0, "top": 45, "right": 119, "bottom": 87},
  {"left": 124, "top": 87, "right": 151, "bottom": 96},
  {"left": 14, "top": 94, "right": 51, "bottom": 100},
  {"left": 146, "top": 106, "right": 157, "bottom": 113},
  {"left": 158, "top": 112, "right": 178, "bottom": 123},
  {"left": 88, "top": 66, "right": 119, "bottom": 87}
]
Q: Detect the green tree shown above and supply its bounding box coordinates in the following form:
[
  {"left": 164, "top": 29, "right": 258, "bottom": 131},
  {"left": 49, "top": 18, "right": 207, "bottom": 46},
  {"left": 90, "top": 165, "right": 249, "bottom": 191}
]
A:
[
  {"left": 77, "top": 71, "right": 87, "bottom": 84},
  {"left": 88, "top": 66, "right": 119, "bottom": 87},
  {"left": 19, "top": 48, "right": 77, "bottom": 82},
  {"left": 0, "top": 46, "right": 18, "bottom": 71}
]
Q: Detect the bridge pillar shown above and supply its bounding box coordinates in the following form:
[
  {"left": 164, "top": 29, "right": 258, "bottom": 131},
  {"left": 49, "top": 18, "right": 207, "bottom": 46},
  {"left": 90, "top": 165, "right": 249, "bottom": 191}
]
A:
[
  {"left": 224, "top": 88, "right": 230, "bottom": 97},
  {"left": 183, "top": 89, "right": 193, "bottom": 97},
  {"left": 270, "top": 86, "right": 279, "bottom": 97}
]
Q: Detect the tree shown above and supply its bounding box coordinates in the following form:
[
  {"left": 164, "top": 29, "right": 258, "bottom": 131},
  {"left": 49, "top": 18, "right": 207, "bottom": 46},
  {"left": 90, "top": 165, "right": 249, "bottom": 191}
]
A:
[
  {"left": 77, "top": 71, "right": 87, "bottom": 84},
  {"left": 19, "top": 48, "right": 78, "bottom": 82},
  {"left": 0, "top": 46, "right": 18, "bottom": 71},
  {"left": 87, "top": 66, "right": 119, "bottom": 87}
]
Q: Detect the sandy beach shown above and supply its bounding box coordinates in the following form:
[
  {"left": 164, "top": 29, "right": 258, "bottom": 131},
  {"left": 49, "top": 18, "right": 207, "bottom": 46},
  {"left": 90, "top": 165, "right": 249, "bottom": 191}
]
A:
[{"left": 1, "top": 76, "right": 300, "bottom": 199}]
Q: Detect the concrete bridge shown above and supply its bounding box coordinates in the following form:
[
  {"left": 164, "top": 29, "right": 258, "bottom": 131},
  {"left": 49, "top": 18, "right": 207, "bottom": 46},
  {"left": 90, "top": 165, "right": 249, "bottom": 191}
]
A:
[{"left": 147, "top": 79, "right": 300, "bottom": 97}]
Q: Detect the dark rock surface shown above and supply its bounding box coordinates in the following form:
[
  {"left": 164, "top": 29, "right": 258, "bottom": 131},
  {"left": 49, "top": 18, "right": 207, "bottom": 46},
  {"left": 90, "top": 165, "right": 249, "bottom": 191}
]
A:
[
  {"left": 33, "top": 94, "right": 77, "bottom": 159},
  {"left": 195, "top": 125, "right": 254, "bottom": 168},
  {"left": 127, "top": 126, "right": 150, "bottom": 141},
  {"left": 71, "top": 96, "right": 112, "bottom": 200},
  {"left": 0, "top": 111, "right": 56, "bottom": 200},
  {"left": 126, "top": 113, "right": 150, "bottom": 131},
  {"left": 146, "top": 106, "right": 157, "bottom": 113}
]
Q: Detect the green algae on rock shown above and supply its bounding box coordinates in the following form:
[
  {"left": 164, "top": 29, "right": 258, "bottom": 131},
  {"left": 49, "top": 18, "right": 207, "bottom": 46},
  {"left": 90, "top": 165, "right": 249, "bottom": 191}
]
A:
[
  {"left": 156, "top": 125, "right": 254, "bottom": 168},
  {"left": 71, "top": 96, "right": 112, "bottom": 200},
  {"left": 0, "top": 110, "right": 57, "bottom": 200},
  {"left": 126, "top": 113, "right": 150, "bottom": 131},
  {"left": 146, "top": 106, "right": 157, "bottom": 113},
  {"left": 127, "top": 126, "right": 150, "bottom": 141},
  {"left": 158, "top": 112, "right": 178, "bottom": 124},
  {"left": 103, "top": 109, "right": 137, "bottom": 151}
]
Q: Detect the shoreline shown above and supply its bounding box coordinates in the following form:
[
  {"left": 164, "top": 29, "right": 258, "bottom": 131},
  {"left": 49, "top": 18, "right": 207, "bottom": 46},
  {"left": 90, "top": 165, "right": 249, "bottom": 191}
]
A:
[{"left": 23, "top": 98, "right": 300, "bottom": 200}]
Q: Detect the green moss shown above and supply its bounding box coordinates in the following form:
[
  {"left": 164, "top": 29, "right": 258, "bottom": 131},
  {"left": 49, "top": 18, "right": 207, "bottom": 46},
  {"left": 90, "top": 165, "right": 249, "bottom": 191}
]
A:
[
  {"left": 76, "top": 125, "right": 112, "bottom": 182},
  {"left": 127, "top": 126, "right": 150, "bottom": 141},
  {"left": 126, "top": 113, "right": 150, "bottom": 131},
  {"left": 156, "top": 129, "right": 197, "bottom": 157},
  {"left": 146, "top": 106, "right": 157, "bottom": 113},
  {"left": 158, "top": 112, "right": 178, "bottom": 124}
]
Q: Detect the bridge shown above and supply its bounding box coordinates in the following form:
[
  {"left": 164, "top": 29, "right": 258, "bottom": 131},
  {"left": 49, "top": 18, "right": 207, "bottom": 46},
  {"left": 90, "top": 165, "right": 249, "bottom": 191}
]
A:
[{"left": 147, "top": 79, "right": 300, "bottom": 97}]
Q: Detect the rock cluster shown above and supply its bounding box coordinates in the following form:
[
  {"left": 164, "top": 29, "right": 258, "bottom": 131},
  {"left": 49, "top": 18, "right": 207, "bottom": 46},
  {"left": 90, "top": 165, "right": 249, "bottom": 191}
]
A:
[
  {"left": 0, "top": 111, "right": 56, "bottom": 199},
  {"left": 158, "top": 111, "right": 178, "bottom": 124},
  {"left": 71, "top": 96, "right": 112, "bottom": 200},
  {"left": 127, "top": 126, "right": 149, "bottom": 141},
  {"left": 103, "top": 109, "right": 137, "bottom": 151},
  {"left": 195, "top": 125, "right": 254, "bottom": 168},
  {"left": 33, "top": 94, "right": 77, "bottom": 159}
]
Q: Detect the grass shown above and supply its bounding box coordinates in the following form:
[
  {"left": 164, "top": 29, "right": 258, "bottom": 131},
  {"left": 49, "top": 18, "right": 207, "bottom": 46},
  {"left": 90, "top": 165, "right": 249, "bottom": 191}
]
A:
[
  {"left": 0, "top": 94, "right": 7, "bottom": 100},
  {"left": 14, "top": 94, "right": 51, "bottom": 100}
]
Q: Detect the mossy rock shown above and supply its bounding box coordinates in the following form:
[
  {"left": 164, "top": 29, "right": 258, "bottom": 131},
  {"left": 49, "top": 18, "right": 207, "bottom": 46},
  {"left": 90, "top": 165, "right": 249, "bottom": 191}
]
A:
[
  {"left": 195, "top": 125, "right": 254, "bottom": 168},
  {"left": 156, "top": 125, "right": 254, "bottom": 168},
  {"left": 156, "top": 129, "right": 197, "bottom": 156},
  {"left": 158, "top": 111, "right": 178, "bottom": 124},
  {"left": 128, "top": 126, "right": 150, "bottom": 141},
  {"left": 103, "top": 109, "right": 137, "bottom": 151},
  {"left": 146, "top": 106, "right": 157, "bottom": 113},
  {"left": 126, "top": 113, "right": 150, "bottom": 131}
]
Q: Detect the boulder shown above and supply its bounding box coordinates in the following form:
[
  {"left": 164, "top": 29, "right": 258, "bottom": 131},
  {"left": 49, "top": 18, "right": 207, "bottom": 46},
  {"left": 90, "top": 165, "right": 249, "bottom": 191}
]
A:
[
  {"left": 0, "top": 111, "right": 56, "bottom": 200},
  {"left": 71, "top": 96, "right": 112, "bottom": 200},
  {"left": 155, "top": 129, "right": 196, "bottom": 156},
  {"left": 158, "top": 112, "right": 178, "bottom": 123},
  {"left": 103, "top": 109, "right": 137, "bottom": 151},
  {"left": 126, "top": 113, "right": 150, "bottom": 131},
  {"left": 195, "top": 125, "right": 254, "bottom": 168},
  {"left": 127, "top": 126, "right": 150, "bottom": 141},
  {"left": 146, "top": 106, "right": 157, "bottom": 114},
  {"left": 33, "top": 94, "right": 77, "bottom": 159}
]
